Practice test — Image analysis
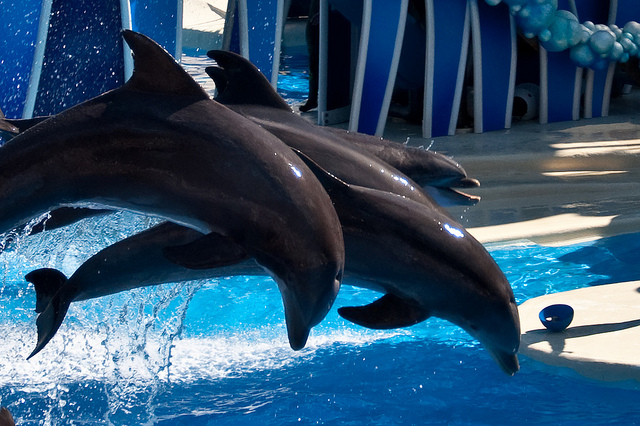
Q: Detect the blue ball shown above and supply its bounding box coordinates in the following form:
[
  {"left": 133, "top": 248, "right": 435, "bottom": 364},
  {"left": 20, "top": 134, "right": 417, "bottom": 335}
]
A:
[{"left": 539, "top": 304, "right": 574, "bottom": 332}]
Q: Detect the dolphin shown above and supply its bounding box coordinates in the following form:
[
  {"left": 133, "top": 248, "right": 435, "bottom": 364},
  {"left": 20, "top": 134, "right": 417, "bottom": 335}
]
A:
[
  {"left": 2, "top": 110, "right": 481, "bottom": 207},
  {"left": 205, "top": 50, "right": 481, "bottom": 207},
  {"left": 0, "top": 30, "right": 345, "bottom": 350},
  {"left": 27, "top": 155, "right": 520, "bottom": 375},
  {"left": 205, "top": 50, "right": 446, "bottom": 213},
  {"left": 316, "top": 126, "right": 481, "bottom": 206},
  {"left": 25, "top": 222, "right": 265, "bottom": 358}
]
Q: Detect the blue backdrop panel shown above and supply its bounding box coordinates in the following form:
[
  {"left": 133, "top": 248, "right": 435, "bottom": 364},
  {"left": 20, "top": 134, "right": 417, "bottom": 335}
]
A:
[
  {"left": 545, "top": 49, "right": 580, "bottom": 122},
  {"left": 575, "top": 0, "right": 611, "bottom": 118},
  {"left": 542, "top": 0, "right": 580, "bottom": 123},
  {"left": 473, "top": 0, "right": 515, "bottom": 133},
  {"left": 615, "top": 1, "right": 640, "bottom": 33},
  {"left": 424, "top": 0, "right": 469, "bottom": 138},
  {"left": 320, "top": 2, "right": 359, "bottom": 114},
  {"left": 131, "top": 0, "right": 181, "bottom": 58},
  {"left": 34, "top": 0, "right": 125, "bottom": 116},
  {"left": 228, "top": 0, "right": 282, "bottom": 84},
  {"left": 356, "top": 0, "right": 406, "bottom": 135},
  {"left": 246, "top": 0, "right": 280, "bottom": 83},
  {"left": 0, "top": 0, "right": 48, "bottom": 118}
]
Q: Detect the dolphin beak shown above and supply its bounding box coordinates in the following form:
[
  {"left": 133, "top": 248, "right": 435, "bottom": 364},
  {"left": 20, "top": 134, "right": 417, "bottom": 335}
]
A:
[
  {"left": 280, "top": 289, "right": 312, "bottom": 350},
  {"left": 490, "top": 349, "right": 520, "bottom": 376},
  {"left": 423, "top": 186, "right": 481, "bottom": 207},
  {"left": 279, "top": 274, "right": 341, "bottom": 351}
]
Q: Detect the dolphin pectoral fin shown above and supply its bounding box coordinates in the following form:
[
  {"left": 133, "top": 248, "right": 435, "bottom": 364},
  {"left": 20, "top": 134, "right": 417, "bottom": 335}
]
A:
[
  {"left": 162, "top": 232, "right": 249, "bottom": 270},
  {"left": 26, "top": 286, "right": 75, "bottom": 359},
  {"left": 25, "top": 268, "right": 68, "bottom": 313},
  {"left": 338, "top": 294, "right": 430, "bottom": 329}
]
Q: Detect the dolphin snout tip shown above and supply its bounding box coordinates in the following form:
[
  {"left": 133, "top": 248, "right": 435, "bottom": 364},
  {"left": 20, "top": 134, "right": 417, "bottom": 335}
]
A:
[{"left": 489, "top": 347, "right": 520, "bottom": 376}]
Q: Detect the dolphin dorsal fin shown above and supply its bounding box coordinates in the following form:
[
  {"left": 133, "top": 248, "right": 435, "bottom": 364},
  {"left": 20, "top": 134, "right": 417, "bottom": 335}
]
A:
[
  {"left": 206, "top": 50, "right": 291, "bottom": 110},
  {"left": 122, "top": 30, "right": 209, "bottom": 99},
  {"left": 291, "top": 148, "right": 350, "bottom": 196}
]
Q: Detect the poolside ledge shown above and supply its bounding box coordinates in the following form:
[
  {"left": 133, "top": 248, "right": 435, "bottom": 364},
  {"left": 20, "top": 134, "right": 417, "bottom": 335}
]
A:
[{"left": 518, "top": 281, "right": 640, "bottom": 383}]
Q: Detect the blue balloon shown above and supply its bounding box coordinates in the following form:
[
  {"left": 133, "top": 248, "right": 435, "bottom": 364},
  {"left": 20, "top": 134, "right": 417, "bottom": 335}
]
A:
[
  {"left": 570, "top": 42, "right": 595, "bottom": 68},
  {"left": 589, "top": 30, "right": 615, "bottom": 55},
  {"left": 539, "top": 9, "right": 582, "bottom": 52},
  {"left": 514, "top": 0, "right": 558, "bottom": 38}
]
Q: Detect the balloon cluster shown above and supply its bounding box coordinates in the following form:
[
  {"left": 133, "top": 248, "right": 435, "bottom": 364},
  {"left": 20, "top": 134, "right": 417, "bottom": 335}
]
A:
[{"left": 484, "top": 0, "right": 640, "bottom": 70}]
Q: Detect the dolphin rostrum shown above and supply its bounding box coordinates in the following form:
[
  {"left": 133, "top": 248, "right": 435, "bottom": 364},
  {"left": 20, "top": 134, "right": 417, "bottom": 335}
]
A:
[
  {"left": 1, "top": 30, "right": 345, "bottom": 350},
  {"left": 27, "top": 156, "right": 520, "bottom": 375}
]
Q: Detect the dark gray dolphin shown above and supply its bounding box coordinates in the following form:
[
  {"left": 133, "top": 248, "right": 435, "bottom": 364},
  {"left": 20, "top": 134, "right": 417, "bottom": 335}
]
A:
[
  {"left": 1, "top": 30, "right": 345, "bottom": 350},
  {"left": 309, "top": 156, "right": 520, "bottom": 375},
  {"left": 205, "top": 50, "right": 445, "bottom": 213},
  {"left": 316, "top": 126, "right": 481, "bottom": 207},
  {"left": 205, "top": 50, "right": 480, "bottom": 207},
  {"left": 25, "top": 222, "right": 265, "bottom": 358},
  {"left": 27, "top": 156, "right": 520, "bottom": 375}
]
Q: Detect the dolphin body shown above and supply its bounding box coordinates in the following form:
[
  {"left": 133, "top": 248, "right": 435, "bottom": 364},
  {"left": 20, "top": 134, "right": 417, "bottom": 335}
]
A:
[
  {"left": 27, "top": 158, "right": 520, "bottom": 375},
  {"left": 0, "top": 30, "right": 346, "bottom": 350},
  {"left": 0, "top": 111, "right": 481, "bottom": 206},
  {"left": 205, "top": 50, "right": 449, "bottom": 212}
]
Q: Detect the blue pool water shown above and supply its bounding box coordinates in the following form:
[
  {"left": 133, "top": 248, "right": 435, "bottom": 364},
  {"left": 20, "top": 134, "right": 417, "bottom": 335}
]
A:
[
  {"left": 2, "top": 52, "right": 640, "bottom": 425},
  {"left": 1, "top": 212, "right": 640, "bottom": 425}
]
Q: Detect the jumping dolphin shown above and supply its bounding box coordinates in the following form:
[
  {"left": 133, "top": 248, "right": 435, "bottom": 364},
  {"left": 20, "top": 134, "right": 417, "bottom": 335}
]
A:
[
  {"left": 2, "top": 110, "right": 480, "bottom": 207},
  {"left": 27, "top": 156, "right": 520, "bottom": 375},
  {"left": 205, "top": 50, "right": 445, "bottom": 212},
  {"left": 316, "top": 126, "right": 481, "bottom": 206},
  {"left": 205, "top": 50, "right": 481, "bottom": 207},
  {"left": 0, "top": 30, "right": 345, "bottom": 350}
]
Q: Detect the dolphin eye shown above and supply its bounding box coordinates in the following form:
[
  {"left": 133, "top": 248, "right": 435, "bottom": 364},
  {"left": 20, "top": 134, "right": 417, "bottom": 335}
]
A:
[{"left": 469, "top": 324, "right": 479, "bottom": 332}]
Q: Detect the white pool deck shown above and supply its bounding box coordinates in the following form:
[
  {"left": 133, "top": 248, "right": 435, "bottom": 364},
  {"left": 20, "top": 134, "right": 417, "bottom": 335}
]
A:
[{"left": 368, "top": 89, "right": 640, "bottom": 384}]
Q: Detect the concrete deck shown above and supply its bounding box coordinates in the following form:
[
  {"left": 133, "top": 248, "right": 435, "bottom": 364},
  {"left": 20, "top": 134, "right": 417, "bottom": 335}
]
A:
[
  {"left": 369, "top": 88, "right": 640, "bottom": 245},
  {"left": 518, "top": 281, "right": 640, "bottom": 383}
]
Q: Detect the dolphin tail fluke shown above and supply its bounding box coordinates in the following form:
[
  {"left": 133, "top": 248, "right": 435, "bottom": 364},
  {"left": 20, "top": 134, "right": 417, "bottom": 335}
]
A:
[
  {"left": 26, "top": 268, "right": 68, "bottom": 313},
  {"left": 338, "top": 294, "right": 430, "bottom": 329},
  {"left": 25, "top": 269, "right": 73, "bottom": 359}
]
